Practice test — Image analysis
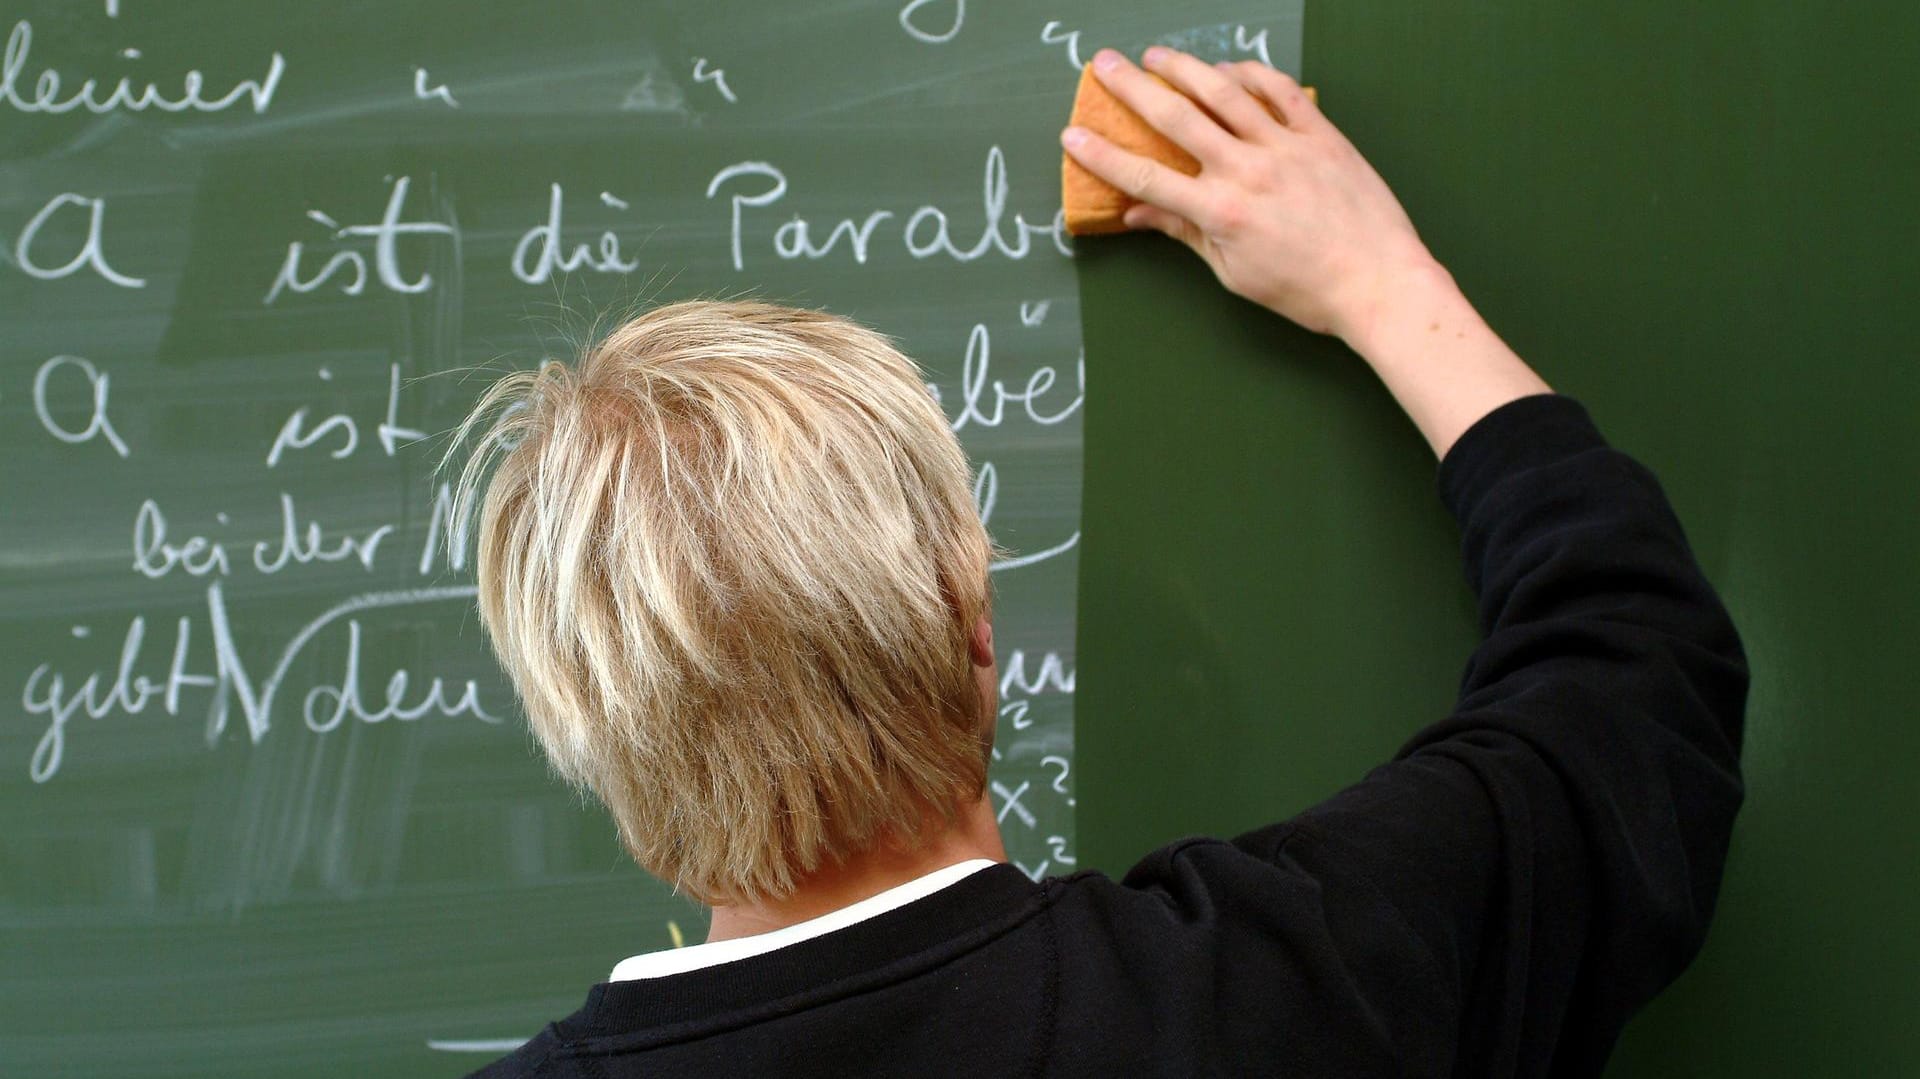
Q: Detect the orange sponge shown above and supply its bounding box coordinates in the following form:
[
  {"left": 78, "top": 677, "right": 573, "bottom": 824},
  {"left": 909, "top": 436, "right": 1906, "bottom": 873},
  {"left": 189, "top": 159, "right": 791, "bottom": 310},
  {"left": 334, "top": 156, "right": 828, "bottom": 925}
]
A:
[{"left": 1062, "top": 64, "right": 1315, "bottom": 236}]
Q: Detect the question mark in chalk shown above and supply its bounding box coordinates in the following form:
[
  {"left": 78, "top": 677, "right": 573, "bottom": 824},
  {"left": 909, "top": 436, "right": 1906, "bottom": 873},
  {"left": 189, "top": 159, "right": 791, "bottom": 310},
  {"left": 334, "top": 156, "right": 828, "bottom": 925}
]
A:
[{"left": 1040, "top": 755, "right": 1073, "bottom": 806}]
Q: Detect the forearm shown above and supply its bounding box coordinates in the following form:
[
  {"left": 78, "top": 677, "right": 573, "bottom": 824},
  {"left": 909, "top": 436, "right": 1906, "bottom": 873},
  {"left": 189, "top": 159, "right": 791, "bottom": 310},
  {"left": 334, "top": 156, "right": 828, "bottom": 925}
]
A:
[
  {"left": 1338, "top": 256, "right": 1552, "bottom": 460},
  {"left": 1254, "top": 397, "right": 1748, "bottom": 1063},
  {"left": 1057, "top": 48, "right": 1553, "bottom": 458}
]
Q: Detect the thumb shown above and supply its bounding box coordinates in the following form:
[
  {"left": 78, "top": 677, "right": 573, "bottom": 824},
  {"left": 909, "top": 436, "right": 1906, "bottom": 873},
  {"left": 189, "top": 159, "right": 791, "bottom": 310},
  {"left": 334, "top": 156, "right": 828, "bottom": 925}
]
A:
[{"left": 1124, "top": 203, "right": 1202, "bottom": 249}]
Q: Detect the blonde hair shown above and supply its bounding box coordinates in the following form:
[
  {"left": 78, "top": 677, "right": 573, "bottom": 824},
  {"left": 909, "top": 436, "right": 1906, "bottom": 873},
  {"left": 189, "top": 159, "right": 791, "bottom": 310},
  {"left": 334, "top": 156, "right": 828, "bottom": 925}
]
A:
[{"left": 445, "top": 300, "right": 993, "bottom": 904}]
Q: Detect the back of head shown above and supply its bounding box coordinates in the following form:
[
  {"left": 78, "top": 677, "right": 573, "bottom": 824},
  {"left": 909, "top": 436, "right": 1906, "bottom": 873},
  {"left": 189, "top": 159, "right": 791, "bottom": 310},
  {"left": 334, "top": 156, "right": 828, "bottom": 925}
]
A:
[{"left": 447, "top": 300, "right": 993, "bottom": 905}]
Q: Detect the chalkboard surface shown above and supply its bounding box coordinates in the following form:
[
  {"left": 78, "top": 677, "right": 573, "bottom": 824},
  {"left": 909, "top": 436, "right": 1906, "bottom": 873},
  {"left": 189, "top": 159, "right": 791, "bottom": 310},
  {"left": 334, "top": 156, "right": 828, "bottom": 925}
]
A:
[
  {"left": 0, "top": 1, "right": 1309, "bottom": 1073},
  {"left": 1076, "top": 3, "right": 1920, "bottom": 1076},
  {"left": 16, "top": 1, "right": 1909, "bottom": 1076}
]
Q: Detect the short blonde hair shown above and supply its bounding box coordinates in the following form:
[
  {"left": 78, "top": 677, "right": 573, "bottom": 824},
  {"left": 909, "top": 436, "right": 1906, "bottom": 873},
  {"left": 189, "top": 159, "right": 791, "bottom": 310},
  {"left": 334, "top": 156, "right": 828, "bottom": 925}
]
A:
[{"left": 446, "top": 300, "right": 993, "bottom": 904}]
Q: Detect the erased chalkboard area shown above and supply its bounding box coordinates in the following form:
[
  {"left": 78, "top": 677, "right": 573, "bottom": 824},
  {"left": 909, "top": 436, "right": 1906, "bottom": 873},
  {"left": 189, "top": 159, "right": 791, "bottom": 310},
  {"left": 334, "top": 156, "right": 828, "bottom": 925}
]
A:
[{"left": 1079, "top": 3, "right": 1920, "bottom": 1077}]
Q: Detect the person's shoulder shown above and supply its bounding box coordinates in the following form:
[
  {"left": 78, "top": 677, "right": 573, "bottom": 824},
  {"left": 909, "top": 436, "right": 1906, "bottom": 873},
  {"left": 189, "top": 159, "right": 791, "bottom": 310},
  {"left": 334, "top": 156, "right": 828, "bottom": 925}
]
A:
[
  {"left": 461, "top": 1024, "right": 571, "bottom": 1079},
  {"left": 1048, "top": 828, "right": 1316, "bottom": 919}
]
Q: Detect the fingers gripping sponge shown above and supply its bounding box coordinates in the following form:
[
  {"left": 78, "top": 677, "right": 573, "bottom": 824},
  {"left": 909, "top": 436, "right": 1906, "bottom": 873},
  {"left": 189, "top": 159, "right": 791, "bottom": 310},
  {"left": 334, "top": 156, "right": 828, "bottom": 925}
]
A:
[
  {"left": 1060, "top": 64, "right": 1316, "bottom": 237},
  {"left": 1061, "top": 67, "right": 1198, "bottom": 236}
]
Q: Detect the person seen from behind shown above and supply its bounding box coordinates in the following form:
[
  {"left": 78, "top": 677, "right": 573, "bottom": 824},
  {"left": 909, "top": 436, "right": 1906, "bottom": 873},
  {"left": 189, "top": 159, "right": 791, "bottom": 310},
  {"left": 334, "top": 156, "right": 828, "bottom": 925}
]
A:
[{"left": 457, "top": 46, "right": 1747, "bottom": 1077}]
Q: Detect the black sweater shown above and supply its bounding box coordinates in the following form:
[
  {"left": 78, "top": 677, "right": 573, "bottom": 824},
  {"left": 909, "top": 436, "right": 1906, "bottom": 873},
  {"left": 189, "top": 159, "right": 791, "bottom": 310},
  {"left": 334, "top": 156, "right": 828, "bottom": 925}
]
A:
[{"left": 469, "top": 394, "right": 1748, "bottom": 1078}]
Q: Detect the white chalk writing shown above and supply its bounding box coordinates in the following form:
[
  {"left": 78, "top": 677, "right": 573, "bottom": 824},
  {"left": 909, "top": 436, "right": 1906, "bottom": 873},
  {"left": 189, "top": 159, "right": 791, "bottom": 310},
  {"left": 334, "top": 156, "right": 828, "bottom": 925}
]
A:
[
  {"left": 512, "top": 184, "right": 643, "bottom": 284},
  {"left": 1041, "top": 21, "right": 1086, "bottom": 69},
  {"left": 993, "top": 779, "right": 1034, "bottom": 826},
  {"left": 417, "top": 483, "right": 474, "bottom": 576},
  {"left": 2, "top": 20, "right": 284, "bottom": 114},
  {"left": 134, "top": 494, "right": 395, "bottom": 579},
  {"left": 264, "top": 177, "right": 458, "bottom": 304},
  {"left": 24, "top": 614, "right": 216, "bottom": 782},
  {"left": 251, "top": 494, "right": 393, "bottom": 574},
  {"left": 973, "top": 460, "right": 1081, "bottom": 573},
  {"left": 23, "top": 583, "right": 495, "bottom": 782},
  {"left": 898, "top": 0, "right": 965, "bottom": 44},
  {"left": 15, "top": 193, "right": 146, "bottom": 288},
  {"left": 1235, "top": 25, "right": 1272, "bottom": 66},
  {"left": 1040, "top": 754, "right": 1073, "bottom": 806},
  {"left": 133, "top": 501, "right": 233, "bottom": 579},
  {"left": 413, "top": 66, "right": 459, "bottom": 107},
  {"left": 1000, "top": 649, "right": 1075, "bottom": 696},
  {"left": 706, "top": 147, "right": 1071, "bottom": 270},
  {"left": 937, "top": 323, "right": 1085, "bottom": 431},
  {"left": 7, "top": 2, "right": 1100, "bottom": 907},
  {"left": 266, "top": 365, "right": 425, "bottom": 467},
  {"left": 33, "top": 355, "right": 130, "bottom": 457},
  {"left": 691, "top": 58, "right": 735, "bottom": 103}
]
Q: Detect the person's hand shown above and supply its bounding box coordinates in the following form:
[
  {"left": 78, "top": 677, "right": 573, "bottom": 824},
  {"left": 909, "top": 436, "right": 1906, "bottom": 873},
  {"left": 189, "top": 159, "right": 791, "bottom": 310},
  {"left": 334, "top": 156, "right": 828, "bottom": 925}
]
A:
[
  {"left": 1061, "top": 47, "right": 1437, "bottom": 343},
  {"left": 1062, "top": 46, "right": 1551, "bottom": 458}
]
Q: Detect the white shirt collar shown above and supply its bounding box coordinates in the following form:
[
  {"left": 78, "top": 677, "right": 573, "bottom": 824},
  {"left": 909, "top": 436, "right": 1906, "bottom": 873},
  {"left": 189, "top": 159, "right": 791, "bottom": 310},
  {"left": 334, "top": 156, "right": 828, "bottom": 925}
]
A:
[{"left": 608, "top": 859, "right": 1000, "bottom": 981}]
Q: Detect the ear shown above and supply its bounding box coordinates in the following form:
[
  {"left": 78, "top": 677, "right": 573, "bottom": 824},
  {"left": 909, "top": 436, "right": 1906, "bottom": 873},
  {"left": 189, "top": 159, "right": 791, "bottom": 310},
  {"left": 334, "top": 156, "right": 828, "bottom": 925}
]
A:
[{"left": 968, "top": 616, "right": 994, "bottom": 669}]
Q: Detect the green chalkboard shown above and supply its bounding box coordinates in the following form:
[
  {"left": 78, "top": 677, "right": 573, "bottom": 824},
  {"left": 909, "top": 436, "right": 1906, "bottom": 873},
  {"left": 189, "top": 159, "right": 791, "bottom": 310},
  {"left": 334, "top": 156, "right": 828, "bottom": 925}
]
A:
[
  {"left": 0, "top": 1, "right": 1304, "bottom": 1073},
  {"left": 1076, "top": 2, "right": 1920, "bottom": 1076}
]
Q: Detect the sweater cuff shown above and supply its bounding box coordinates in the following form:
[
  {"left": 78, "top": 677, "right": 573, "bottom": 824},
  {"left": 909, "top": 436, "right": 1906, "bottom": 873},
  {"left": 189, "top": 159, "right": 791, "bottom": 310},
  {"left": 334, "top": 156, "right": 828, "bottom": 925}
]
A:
[{"left": 1437, "top": 394, "right": 1608, "bottom": 524}]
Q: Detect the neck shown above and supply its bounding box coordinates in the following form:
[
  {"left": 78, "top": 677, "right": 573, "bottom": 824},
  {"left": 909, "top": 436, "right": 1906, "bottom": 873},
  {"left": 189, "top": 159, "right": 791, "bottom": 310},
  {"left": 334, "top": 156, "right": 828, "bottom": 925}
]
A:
[{"left": 706, "top": 792, "right": 1007, "bottom": 943}]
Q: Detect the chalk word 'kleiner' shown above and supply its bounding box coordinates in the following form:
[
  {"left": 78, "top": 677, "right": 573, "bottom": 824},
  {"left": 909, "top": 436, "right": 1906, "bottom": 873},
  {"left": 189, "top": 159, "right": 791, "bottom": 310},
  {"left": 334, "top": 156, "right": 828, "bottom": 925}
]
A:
[{"left": 1, "top": 20, "right": 283, "bottom": 114}]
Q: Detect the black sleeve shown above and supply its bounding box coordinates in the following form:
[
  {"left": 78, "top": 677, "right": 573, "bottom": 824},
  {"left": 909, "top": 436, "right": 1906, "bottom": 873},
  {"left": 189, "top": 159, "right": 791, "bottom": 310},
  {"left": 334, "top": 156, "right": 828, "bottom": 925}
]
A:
[{"left": 1229, "top": 393, "right": 1749, "bottom": 1073}]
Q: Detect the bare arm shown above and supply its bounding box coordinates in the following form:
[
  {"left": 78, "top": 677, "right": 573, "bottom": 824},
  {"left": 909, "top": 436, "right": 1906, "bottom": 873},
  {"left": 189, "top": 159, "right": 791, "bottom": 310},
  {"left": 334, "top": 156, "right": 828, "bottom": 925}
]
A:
[{"left": 1060, "top": 47, "right": 1549, "bottom": 459}]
